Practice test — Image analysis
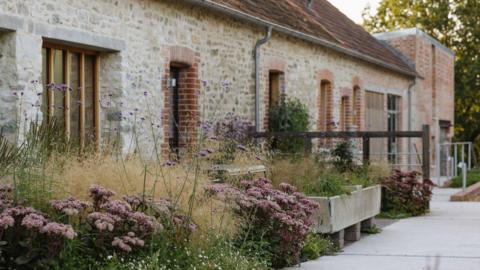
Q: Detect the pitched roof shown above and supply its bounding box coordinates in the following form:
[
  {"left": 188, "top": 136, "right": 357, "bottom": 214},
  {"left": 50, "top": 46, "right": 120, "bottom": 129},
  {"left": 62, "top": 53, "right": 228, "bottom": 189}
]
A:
[{"left": 187, "top": 0, "right": 417, "bottom": 77}]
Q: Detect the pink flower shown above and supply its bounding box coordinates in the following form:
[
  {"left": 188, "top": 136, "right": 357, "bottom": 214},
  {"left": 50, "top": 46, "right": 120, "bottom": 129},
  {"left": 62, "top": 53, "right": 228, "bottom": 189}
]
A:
[
  {"left": 4, "top": 206, "right": 39, "bottom": 217},
  {"left": 89, "top": 185, "right": 116, "bottom": 208},
  {"left": 41, "top": 222, "right": 77, "bottom": 240},
  {"left": 21, "top": 213, "right": 47, "bottom": 229},
  {"left": 279, "top": 183, "right": 297, "bottom": 194},
  {"left": 88, "top": 212, "right": 120, "bottom": 232},
  {"left": 128, "top": 211, "right": 158, "bottom": 232},
  {"left": 111, "top": 232, "right": 145, "bottom": 253},
  {"left": 51, "top": 197, "right": 90, "bottom": 216},
  {"left": 0, "top": 213, "right": 14, "bottom": 229},
  {"left": 101, "top": 200, "right": 132, "bottom": 218}
]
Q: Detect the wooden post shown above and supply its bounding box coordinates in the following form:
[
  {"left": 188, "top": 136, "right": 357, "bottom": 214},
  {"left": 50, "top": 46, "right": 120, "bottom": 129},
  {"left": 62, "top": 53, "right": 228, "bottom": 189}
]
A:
[
  {"left": 304, "top": 135, "right": 312, "bottom": 155},
  {"left": 94, "top": 55, "right": 101, "bottom": 152},
  {"left": 47, "top": 48, "right": 55, "bottom": 121},
  {"left": 362, "top": 135, "right": 370, "bottom": 165},
  {"left": 422, "top": 125, "right": 430, "bottom": 179},
  {"left": 79, "top": 53, "right": 85, "bottom": 150},
  {"left": 64, "top": 51, "right": 71, "bottom": 140}
]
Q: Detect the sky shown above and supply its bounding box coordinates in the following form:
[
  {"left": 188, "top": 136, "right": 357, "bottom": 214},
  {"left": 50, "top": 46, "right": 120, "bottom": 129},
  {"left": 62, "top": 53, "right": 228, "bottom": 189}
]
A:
[{"left": 328, "top": 0, "right": 381, "bottom": 24}]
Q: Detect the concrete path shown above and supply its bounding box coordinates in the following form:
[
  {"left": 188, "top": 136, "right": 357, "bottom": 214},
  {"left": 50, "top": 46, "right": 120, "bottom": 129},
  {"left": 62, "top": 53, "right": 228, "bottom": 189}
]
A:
[{"left": 290, "top": 188, "right": 480, "bottom": 270}]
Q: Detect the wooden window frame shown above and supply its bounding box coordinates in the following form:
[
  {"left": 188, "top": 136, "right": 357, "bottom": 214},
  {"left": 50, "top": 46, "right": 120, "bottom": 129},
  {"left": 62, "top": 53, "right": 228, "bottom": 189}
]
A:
[{"left": 43, "top": 42, "right": 101, "bottom": 151}]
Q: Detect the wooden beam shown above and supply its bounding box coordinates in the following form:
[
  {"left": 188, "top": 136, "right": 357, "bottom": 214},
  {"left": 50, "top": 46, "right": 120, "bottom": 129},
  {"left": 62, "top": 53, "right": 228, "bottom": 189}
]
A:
[
  {"left": 94, "top": 55, "right": 101, "bottom": 151},
  {"left": 253, "top": 131, "right": 425, "bottom": 139},
  {"left": 64, "top": 51, "right": 71, "bottom": 140},
  {"left": 422, "top": 125, "right": 431, "bottom": 179},
  {"left": 47, "top": 48, "right": 54, "bottom": 121},
  {"left": 79, "top": 53, "right": 85, "bottom": 150},
  {"left": 363, "top": 136, "right": 370, "bottom": 164}
]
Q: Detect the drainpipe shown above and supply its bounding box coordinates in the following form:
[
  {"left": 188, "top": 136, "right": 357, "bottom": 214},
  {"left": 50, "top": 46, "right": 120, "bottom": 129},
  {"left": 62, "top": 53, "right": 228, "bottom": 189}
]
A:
[
  {"left": 254, "top": 26, "right": 273, "bottom": 133},
  {"left": 408, "top": 80, "right": 416, "bottom": 170}
]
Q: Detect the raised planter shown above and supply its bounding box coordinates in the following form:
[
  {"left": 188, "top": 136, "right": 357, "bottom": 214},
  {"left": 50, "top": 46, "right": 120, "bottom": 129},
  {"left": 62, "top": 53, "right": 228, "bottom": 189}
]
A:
[{"left": 309, "top": 185, "right": 382, "bottom": 247}]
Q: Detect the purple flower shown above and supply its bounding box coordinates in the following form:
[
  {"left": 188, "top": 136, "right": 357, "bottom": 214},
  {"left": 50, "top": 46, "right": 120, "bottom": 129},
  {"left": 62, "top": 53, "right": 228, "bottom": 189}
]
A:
[
  {"left": 143, "top": 91, "right": 148, "bottom": 97},
  {"left": 162, "top": 160, "right": 177, "bottom": 167}
]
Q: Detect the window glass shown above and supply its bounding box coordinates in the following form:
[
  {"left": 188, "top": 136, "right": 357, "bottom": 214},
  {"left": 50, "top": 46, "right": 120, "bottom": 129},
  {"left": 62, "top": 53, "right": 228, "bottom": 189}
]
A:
[
  {"left": 42, "top": 44, "right": 99, "bottom": 149},
  {"left": 84, "top": 55, "right": 95, "bottom": 145}
]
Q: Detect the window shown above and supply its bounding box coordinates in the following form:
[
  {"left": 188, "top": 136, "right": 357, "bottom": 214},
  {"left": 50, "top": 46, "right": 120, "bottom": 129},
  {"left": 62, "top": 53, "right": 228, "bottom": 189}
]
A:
[
  {"left": 319, "top": 80, "right": 332, "bottom": 131},
  {"left": 387, "top": 94, "right": 401, "bottom": 163},
  {"left": 268, "top": 71, "right": 283, "bottom": 109},
  {"left": 168, "top": 66, "right": 181, "bottom": 153},
  {"left": 365, "top": 91, "right": 386, "bottom": 162},
  {"left": 42, "top": 43, "right": 100, "bottom": 150},
  {"left": 340, "top": 96, "right": 349, "bottom": 131},
  {"left": 352, "top": 86, "right": 361, "bottom": 129}
]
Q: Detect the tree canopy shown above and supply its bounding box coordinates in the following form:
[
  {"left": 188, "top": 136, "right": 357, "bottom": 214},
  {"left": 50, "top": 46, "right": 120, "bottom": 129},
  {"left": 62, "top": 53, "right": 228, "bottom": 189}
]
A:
[{"left": 363, "top": 0, "right": 480, "bottom": 153}]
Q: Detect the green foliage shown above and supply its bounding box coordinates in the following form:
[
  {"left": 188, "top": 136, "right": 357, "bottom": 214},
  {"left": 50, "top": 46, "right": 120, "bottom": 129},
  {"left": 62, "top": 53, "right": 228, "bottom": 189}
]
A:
[
  {"left": 377, "top": 210, "right": 412, "bottom": 219},
  {"left": 362, "top": 224, "right": 382, "bottom": 234},
  {"left": 301, "top": 233, "right": 336, "bottom": 261},
  {"left": 268, "top": 98, "right": 309, "bottom": 153},
  {"left": 449, "top": 169, "right": 480, "bottom": 188},
  {"left": 331, "top": 141, "right": 356, "bottom": 173},
  {"left": 302, "top": 173, "right": 349, "bottom": 197},
  {"left": 363, "top": 0, "right": 480, "bottom": 164}
]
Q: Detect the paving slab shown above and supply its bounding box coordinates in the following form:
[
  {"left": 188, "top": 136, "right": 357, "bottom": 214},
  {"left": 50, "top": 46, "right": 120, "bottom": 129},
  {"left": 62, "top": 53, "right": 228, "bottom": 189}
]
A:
[{"left": 289, "top": 188, "right": 480, "bottom": 270}]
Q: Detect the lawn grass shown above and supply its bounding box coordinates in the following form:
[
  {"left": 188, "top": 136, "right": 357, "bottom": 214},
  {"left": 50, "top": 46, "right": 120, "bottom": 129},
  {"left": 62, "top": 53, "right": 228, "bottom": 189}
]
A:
[{"left": 449, "top": 169, "right": 480, "bottom": 188}]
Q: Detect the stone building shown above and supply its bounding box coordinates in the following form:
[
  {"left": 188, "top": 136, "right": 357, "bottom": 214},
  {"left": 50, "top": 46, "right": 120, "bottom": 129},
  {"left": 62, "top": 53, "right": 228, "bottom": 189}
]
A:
[{"left": 0, "top": 0, "right": 454, "bottom": 173}]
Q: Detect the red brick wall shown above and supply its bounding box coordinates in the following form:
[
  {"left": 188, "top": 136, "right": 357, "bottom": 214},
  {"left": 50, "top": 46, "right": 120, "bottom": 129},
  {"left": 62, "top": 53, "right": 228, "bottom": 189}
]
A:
[{"left": 161, "top": 46, "right": 200, "bottom": 158}]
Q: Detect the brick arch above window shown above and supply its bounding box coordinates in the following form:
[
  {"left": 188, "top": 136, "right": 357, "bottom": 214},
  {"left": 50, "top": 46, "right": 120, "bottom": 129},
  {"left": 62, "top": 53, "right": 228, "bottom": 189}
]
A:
[
  {"left": 341, "top": 87, "right": 351, "bottom": 98},
  {"left": 317, "top": 69, "right": 334, "bottom": 84},
  {"left": 266, "top": 57, "right": 286, "bottom": 73},
  {"left": 352, "top": 76, "right": 364, "bottom": 89},
  {"left": 169, "top": 46, "right": 197, "bottom": 67}
]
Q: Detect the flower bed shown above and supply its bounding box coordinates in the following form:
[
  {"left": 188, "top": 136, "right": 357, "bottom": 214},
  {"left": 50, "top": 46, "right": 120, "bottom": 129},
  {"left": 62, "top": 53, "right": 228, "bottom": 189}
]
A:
[{"left": 308, "top": 185, "right": 382, "bottom": 246}]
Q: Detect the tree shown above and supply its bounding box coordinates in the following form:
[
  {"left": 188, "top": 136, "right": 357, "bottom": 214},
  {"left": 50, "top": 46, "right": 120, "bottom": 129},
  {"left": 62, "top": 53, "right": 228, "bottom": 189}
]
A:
[{"left": 363, "top": 0, "right": 480, "bottom": 159}]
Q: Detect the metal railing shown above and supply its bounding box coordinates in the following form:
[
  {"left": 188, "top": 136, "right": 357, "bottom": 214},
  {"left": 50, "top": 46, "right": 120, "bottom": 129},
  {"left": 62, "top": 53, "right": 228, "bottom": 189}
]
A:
[{"left": 436, "top": 142, "right": 473, "bottom": 189}]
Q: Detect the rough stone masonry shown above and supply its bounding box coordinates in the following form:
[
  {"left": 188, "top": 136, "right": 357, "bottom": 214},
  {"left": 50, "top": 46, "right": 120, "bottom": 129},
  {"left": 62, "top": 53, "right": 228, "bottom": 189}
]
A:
[{"left": 0, "top": 0, "right": 454, "bottom": 173}]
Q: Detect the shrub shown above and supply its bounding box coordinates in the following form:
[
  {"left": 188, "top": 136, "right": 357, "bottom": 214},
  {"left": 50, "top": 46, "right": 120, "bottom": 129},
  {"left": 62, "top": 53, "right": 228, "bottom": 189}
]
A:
[
  {"left": 268, "top": 98, "right": 309, "bottom": 153},
  {"left": 0, "top": 184, "right": 76, "bottom": 268},
  {"left": 301, "top": 233, "right": 336, "bottom": 261},
  {"left": 203, "top": 114, "right": 253, "bottom": 165},
  {"left": 331, "top": 141, "right": 356, "bottom": 172},
  {"left": 449, "top": 169, "right": 480, "bottom": 188},
  {"left": 381, "top": 170, "right": 434, "bottom": 217},
  {"left": 302, "top": 173, "right": 349, "bottom": 197},
  {"left": 206, "top": 179, "right": 319, "bottom": 268}
]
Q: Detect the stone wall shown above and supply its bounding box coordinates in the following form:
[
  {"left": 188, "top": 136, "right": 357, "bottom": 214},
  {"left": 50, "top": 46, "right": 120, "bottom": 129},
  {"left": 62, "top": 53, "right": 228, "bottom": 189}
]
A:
[{"left": 0, "top": 0, "right": 430, "bottom": 160}]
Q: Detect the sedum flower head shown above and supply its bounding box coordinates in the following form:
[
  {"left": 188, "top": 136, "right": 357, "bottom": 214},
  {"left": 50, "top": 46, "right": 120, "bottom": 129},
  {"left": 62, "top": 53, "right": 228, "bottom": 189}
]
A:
[{"left": 41, "top": 222, "right": 77, "bottom": 240}]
